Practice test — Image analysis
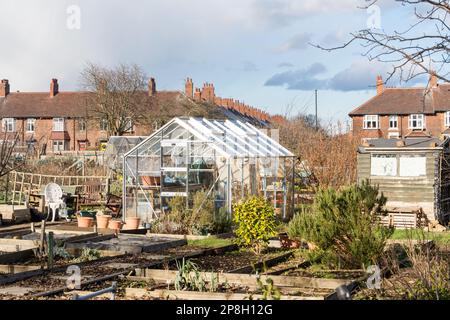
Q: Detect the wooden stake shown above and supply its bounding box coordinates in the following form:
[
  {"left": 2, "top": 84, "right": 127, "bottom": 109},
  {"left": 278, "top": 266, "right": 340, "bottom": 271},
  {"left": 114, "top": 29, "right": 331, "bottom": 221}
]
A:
[
  {"left": 39, "top": 220, "right": 46, "bottom": 255},
  {"left": 30, "top": 222, "right": 35, "bottom": 233},
  {"left": 47, "top": 231, "right": 54, "bottom": 269}
]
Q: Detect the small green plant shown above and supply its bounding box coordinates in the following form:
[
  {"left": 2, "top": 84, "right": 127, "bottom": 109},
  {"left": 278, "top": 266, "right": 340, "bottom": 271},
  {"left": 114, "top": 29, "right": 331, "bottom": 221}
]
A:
[
  {"left": 174, "top": 258, "right": 218, "bottom": 292},
  {"left": 233, "top": 196, "right": 277, "bottom": 255},
  {"left": 53, "top": 246, "right": 73, "bottom": 260},
  {"left": 71, "top": 248, "right": 101, "bottom": 263},
  {"left": 256, "top": 277, "right": 281, "bottom": 300},
  {"left": 213, "top": 207, "right": 232, "bottom": 234}
]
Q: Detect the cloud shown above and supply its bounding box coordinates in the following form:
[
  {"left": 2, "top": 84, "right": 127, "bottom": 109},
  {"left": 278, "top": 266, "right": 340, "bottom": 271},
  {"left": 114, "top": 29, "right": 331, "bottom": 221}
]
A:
[
  {"left": 278, "top": 62, "right": 294, "bottom": 68},
  {"left": 265, "top": 62, "right": 328, "bottom": 90},
  {"left": 275, "top": 33, "right": 311, "bottom": 53},
  {"left": 265, "top": 59, "right": 397, "bottom": 91},
  {"left": 250, "top": 0, "right": 360, "bottom": 27},
  {"left": 242, "top": 61, "right": 259, "bottom": 72}
]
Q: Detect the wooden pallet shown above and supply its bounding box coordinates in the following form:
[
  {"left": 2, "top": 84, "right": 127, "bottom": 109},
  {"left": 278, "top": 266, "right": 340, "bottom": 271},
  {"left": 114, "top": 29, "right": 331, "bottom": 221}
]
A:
[{"left": 380, "top": 207, "right": 428, "bottom": 229}]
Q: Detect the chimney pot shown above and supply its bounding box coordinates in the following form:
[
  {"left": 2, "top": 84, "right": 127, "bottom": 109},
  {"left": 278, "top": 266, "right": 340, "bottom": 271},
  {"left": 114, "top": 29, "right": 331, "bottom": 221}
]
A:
[{"left": 50, "top": 78, "right": 59, "bottom": 97}]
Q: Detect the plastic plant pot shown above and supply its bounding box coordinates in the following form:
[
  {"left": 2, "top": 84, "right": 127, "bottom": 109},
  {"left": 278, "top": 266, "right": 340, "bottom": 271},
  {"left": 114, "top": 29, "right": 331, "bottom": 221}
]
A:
[
  {"left": 96, "top": 215, "right": 112, "bottom": 229},
  {"left": 124, "top": 217, "right": 141, "bottom": 230}
]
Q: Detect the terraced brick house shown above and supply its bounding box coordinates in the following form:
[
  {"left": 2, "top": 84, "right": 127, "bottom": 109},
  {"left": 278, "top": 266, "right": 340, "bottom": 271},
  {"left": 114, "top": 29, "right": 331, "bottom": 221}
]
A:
[
  {"left": 349, "top": 74, "right": 450, "bottom": 140},
  {"left": 0, "top": 77, "right": 273, "bottom": 155}
]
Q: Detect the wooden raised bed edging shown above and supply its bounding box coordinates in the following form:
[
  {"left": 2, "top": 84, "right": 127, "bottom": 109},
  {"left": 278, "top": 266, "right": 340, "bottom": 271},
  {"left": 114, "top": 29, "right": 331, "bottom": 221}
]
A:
[
  {"left": 125, "top": 288, "right": 324, "bottom": 300},
  {"left": 131, "top": 269, "right": 350, "bottom": 290}
]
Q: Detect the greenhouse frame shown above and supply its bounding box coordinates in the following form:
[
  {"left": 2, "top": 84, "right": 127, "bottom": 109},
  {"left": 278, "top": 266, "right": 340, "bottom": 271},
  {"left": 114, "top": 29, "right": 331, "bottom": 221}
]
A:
[{"left": 122, "top": 117, "right": 296, "bottom": 223}]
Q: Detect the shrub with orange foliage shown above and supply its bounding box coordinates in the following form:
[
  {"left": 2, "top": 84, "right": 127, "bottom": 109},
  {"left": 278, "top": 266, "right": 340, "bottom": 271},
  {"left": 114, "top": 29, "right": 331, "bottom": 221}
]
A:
[{"left": 278, "top": 116, "right": 361, "bottom": 189}]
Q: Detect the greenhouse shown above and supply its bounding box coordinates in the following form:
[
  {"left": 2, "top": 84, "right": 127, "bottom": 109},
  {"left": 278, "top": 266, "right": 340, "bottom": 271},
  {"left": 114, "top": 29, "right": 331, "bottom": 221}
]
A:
[{"left": 122, "top": 117, "right": 296, "bottom": 224}]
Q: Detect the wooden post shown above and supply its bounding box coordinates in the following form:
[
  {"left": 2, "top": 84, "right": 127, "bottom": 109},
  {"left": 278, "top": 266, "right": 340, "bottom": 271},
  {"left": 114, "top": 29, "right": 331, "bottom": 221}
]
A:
[
  {"left": 47, "top": 232, "right": 54, "bottom": 269},
  {"left": 39, "top": 220, "right": 46, "bottom": 255},
  {"left": 5, "top": 172, "right": 9, "bottom": 204},
  {"left": 30, "top": 222, "right": 35, "bottom": 233}
]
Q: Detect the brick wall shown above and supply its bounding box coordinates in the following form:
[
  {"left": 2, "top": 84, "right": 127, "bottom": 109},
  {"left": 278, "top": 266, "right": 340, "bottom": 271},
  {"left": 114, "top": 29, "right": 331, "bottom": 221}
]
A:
[{"left": 352, "top": 112, "right": 449, "bottom": 139}]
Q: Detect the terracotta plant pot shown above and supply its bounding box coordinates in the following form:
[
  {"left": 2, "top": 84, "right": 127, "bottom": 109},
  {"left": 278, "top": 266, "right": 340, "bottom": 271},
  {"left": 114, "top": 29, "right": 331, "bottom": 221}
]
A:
[
  {"left": 96, "top": 215, "right": 112, "bottom": 229},
  {"left": 108, "top": 220, "right": 123, "bottom": 231},
  {"left": 124, "top": 217, "right": 141, "bottom": 230},
  {"left": 77, "top": 216, "right": 94, "bottom": 228}
]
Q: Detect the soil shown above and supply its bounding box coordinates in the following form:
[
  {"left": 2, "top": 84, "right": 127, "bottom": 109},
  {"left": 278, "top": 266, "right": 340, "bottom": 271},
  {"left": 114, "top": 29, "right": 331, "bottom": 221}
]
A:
[
  {"left": 285, "top": 269, "right": 366, "bottom": 280},
  {"left": 167, "top": 248, "right": 291, "bottom": 273}
]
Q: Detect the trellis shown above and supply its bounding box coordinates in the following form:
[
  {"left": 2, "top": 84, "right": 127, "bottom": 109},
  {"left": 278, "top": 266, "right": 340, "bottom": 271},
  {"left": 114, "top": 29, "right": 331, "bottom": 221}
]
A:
[{"left": 8, "top": 171, "right": 108, "bottom": 205}]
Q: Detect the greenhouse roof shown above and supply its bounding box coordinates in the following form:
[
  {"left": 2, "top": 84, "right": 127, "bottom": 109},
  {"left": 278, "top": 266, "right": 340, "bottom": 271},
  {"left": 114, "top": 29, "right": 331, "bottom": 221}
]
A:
[{"left": 125, "top": 117, "right": 294, "bottom": 159}]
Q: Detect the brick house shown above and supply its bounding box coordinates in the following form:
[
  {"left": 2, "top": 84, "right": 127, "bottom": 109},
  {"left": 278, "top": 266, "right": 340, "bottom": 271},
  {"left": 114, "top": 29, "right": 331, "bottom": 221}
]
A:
[
  {"left": 349, "top": 74, "right": 450, "bottom": 140},
  {"left": 0, "top": 77, "right": 272, "bottom": 155}
]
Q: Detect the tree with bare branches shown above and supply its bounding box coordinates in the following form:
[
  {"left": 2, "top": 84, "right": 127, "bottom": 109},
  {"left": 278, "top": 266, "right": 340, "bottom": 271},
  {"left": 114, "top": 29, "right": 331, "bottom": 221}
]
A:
[
  {"left": 0, "top": 132, "right": 21, "bottom": 178},
  {"left": 80, "top": 63, "right": 149, "bottom": 137},
  {"left": 316, "top": 0, "right": 450, "bottom": 85}
]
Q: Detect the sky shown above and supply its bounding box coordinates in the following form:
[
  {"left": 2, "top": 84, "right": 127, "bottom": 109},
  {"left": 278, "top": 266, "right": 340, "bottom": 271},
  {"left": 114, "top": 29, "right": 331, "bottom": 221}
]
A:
[{"left": 0, "top": 0, "right": 427, "bottom": 126}]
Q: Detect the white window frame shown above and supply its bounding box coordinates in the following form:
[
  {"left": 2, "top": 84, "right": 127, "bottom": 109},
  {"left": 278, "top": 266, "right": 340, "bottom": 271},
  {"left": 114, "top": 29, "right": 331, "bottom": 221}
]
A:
[
  {"left": 2, "top": 118, "right": 15, "bottom": 132},
  {"left": 445, "top": 111, "right": 450, "bottom": 127},
  {"left": 363, "top": 115, "right": 379, "bottom": 129},
  {"left": 408, "top": 114, "right": 425, "bottom": 130},
  {"left": 78, "top": 118, "right": 86, "bottom": 132},
  {"left": 53, "top": 118, "right": 65, "bottom": 132},
  {"left": 389, "top": 115, "right": 398, "bottom": 129},
  {"left": 26, "top": 118, "right": 36, "bottom": 133},
  {"left": 100, "top": 119, "right": 108, "bottom": 131},
  {"left": 52, "top": 140, "right": 65, "bottom": 152},
  {"left": 124, "top": 117, "right": 134, "bottom": 133}
]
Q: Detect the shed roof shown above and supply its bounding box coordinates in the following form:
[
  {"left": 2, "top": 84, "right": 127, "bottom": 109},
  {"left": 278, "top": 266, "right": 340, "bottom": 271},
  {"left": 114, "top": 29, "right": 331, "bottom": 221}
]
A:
[{"left": 358, "top": 137, "right": 448, "bottom": 153}]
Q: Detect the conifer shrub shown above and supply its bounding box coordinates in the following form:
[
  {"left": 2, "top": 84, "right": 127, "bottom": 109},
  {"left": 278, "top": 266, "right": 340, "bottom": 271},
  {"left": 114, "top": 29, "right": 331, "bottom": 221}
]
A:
[{"left": 288, "top": 180, "right": 393, "bottom": 269}]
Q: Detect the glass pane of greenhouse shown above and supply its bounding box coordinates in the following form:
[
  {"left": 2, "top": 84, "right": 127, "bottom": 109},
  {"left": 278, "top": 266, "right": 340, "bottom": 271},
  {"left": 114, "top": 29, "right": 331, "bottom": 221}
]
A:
[{"left": 122, "top": 117, "right": 295, "bottom": 224}]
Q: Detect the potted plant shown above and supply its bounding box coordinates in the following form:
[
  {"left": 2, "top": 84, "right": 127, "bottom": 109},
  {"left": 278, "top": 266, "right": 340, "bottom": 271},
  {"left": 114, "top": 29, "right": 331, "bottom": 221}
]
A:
[
  {"left": 124, "top": 216, "right": 141, "bottom": 230},
  {"left": 96, "top": 210, "right": 112, "bottom": 229},
  {"left": 77, "top": 214, "right": 94, "bottom": 228},
  {"left": 108, "top": 219, "right": 123, "bottom": 231}
]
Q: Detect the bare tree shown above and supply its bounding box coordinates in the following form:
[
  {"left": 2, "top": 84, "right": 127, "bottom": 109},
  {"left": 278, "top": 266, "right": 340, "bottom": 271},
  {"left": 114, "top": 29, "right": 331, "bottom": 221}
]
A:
[
  {"left": 315, "top": 0, "right": 450, "bottom": 85},
  {"left": 80, "top": 63, "right": 149, "bottom": 137},
  {"left": 0, "top": 132, "right": 21, "bottom": 177}
]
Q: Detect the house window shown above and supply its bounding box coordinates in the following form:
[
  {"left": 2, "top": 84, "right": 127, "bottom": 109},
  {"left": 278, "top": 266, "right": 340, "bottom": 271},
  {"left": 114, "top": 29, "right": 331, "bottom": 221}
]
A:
[
  {"left": 408, "top": 114, "right": 425, "bottom": 130},
  {"left": 53, "top": 118, "right": 64, "bottom": 132},
  {"left": 363, "top": 115, "right": 379, "bottom": 129},
  {"left": 389, "top": 116, "right": 398, "bottom": 129},
  {"left": 100, "top": 119, "right": 108, "bottom": 131},
  {"left": 78, "top": 119, "right": 86, "bottom": 131},
  {"left": 26, "top": 118, "right": 36, "bottom": 132},
  {"left": 124, "top": 117, "right": 133, "bottom": 133},
  {"left": 2, "top": 118, "right": 15, "bottom": 132},
  {"left": 52, "top": 140, "right": 65, "bottom": 152},
  {"left": 445, "top": 111, "right": 450, "bottom": 127}
]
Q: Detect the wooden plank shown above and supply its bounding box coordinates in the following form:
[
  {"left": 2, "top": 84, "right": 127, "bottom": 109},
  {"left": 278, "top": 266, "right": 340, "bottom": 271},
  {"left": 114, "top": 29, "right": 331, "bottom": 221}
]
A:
[
  {"left": 140, "top": 269, "right": 349, "bottom": 290},
  {"left": 125, "top": 288, "right": 324, "bottom": 300},
  {"left": 0, "top": 265, "right": 41, "bottom": 274},
  {"left": 0, "top": 248, "right": 36, "bottom": 264}
]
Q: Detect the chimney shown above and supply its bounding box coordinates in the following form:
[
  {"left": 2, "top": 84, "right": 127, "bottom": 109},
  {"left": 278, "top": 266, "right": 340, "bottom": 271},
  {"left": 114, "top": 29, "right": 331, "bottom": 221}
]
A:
[
  {"left": 148, "top": 78, "right": 156, "bottom": 96},
  {"left": 50, "top": 79, "right": 59, "bottom": 97},
  {"left": 429, "top": 71, "right": 438, "bottom": 88},
  {"left": 376, "top": 75, "right": 384, "bottom": 95},
  {"left": 0, "top": 79, "right": 10, "bottom": 97},
  {"left": 185, "top": 78, "right": 193, "bottom": 98},
  {"left": 194, "top": 88, "right": 202, "bottom": 101}
]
